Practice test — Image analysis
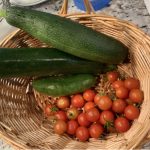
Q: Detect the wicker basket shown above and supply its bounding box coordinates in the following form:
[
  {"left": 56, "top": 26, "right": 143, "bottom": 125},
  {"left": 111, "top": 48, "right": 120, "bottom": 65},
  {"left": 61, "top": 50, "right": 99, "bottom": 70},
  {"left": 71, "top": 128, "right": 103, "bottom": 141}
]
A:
[{"left": 0, "top": 0, "right": 150, "bottom": 149}]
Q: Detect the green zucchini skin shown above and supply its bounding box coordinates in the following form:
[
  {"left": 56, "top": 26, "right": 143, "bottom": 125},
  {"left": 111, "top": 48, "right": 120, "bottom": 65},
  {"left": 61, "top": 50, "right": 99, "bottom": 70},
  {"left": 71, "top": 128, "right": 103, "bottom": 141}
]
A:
[
  {"left": 0, "top": 48, "right": 115, "bottom": 77},
  {"left": 3, "top": 6, "right": 128, "bottom": 64},
  {"left": 32, "top": 74, "right": 96, "bottom": 96}
]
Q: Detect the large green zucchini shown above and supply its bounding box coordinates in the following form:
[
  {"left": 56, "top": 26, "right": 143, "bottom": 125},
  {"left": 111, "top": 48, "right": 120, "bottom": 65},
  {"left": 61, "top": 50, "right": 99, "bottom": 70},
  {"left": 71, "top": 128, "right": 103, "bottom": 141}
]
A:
[
  {"left": 0, "top": 48, "right": 115, "bottom": 77},
  {"left": 0, "top": 6, "right": 128, "bottom": 64}
]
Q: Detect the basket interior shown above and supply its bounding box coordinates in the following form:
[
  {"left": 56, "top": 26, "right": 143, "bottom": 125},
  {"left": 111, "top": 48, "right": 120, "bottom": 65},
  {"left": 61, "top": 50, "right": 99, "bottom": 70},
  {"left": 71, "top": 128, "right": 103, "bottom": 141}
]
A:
[{"left": 0, "top": 14, "right": 150, "bottom": 149}]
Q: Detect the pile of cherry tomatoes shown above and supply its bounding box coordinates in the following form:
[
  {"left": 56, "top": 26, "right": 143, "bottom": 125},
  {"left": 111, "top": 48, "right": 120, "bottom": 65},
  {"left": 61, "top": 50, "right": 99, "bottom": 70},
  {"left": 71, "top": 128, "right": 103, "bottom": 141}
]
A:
[{"left": 44, "top": 71, "right": 144, "bottom": 142}]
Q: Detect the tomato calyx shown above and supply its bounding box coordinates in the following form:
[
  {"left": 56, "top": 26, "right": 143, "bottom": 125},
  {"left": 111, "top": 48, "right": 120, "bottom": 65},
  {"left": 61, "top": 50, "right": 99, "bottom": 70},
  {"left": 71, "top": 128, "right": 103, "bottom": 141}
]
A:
[
  {"left": 104, "top": 120, "right": 114, "bottom": 131},
  {"left": 67, "top": 107, "right": 79, "bottom": 120},
  {"left": 51, "top": 106, "right": 59, "bottom": 112},
  {"left": 99, "top": 133, "right": 107, "bottom": 140},
  {"left": 115, "top": 113, "right": 125, "bottom": 118},
  {"left": 109, "top": 92, "right": 117, "bottom": 101},
  {"left": 44, "top": 104, "right": 59, "bottom": 116},
  {"left": 47, "top": 116, "right": 57, "bottom": 124},
  {"left": 68, "top": 112, "right": 74, "bottom": 117},
  {"left": 134, "top": 103, "right": 142, "bottom": 109}
]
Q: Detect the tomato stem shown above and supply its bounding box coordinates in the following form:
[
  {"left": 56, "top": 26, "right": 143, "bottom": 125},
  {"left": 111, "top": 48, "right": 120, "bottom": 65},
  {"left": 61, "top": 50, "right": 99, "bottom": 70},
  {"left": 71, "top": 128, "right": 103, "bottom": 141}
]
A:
[
  {"left": 135, "top": 103, "right": 141, "bottom": 108},
  {"left": 104, "top": 121, "right": 114, "bottom": 130},
  {"left": 51, "top": 107, "right": 58, "bottom": 112}
]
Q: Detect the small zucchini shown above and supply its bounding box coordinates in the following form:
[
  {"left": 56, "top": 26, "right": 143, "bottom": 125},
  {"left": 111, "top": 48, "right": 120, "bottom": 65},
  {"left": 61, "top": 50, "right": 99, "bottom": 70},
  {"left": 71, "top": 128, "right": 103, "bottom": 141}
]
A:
[{"left": 32, "top": 74, "right": 97, "bottom": 96}]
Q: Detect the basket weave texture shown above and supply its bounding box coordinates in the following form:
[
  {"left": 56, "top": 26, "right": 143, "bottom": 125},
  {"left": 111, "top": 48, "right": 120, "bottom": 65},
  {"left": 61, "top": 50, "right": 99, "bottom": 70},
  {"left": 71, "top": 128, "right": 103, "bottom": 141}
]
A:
[{"left": 0, "top": 0, "right": 150, "bottom": 149}]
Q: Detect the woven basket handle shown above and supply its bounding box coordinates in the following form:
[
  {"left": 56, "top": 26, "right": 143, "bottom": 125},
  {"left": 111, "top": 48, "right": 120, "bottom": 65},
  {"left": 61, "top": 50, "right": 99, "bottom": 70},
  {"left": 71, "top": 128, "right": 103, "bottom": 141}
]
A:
[{"left": 59, "top": 0, "right": 95, "bottom": 15}]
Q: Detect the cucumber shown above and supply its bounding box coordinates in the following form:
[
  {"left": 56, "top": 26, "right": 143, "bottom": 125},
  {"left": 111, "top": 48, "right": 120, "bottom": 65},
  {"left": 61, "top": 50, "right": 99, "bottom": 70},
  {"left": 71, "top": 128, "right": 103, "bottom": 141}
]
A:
[
  {"left": 32, "top": 74, "right": 96, "bottom": 96},
  {"left": 0, "top": 48, "right": 116, "bottom": 77},
  {"left": 0, "top": 6, "right": 128, "bottom": 64}
]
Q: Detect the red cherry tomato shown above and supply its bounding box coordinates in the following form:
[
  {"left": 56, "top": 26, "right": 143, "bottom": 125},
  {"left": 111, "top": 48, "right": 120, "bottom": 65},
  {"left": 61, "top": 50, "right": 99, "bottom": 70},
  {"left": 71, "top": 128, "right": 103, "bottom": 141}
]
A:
[
  {"left": 129, "top": 89, "right": 144, "bottom": 103},
  {"left": 83, "top": 89, "right": 96, "bottom": 101},
  {"left": 112, "top": 99, "right": 126, "bottom": 113},
  {"left": 107, "top": 71, "right": 119, "bottom": 83},
  {"left": 124, "top": 77, "right": 140, "bottom": 90},
  {"left": 124, "top": 105, "right": 140, "bottom": 120},
  {"left": 67, "top": 120, "right": 79, "bottom": 135},
  {"left": 116, "top": 87, "right": 129, "bottom": 99},
  {"left": 86, "top": 108, "right": 100, "bottom": 122},
  {"left": 77, "top": 113, "right": 91, "bottom": 127},
  {"left": 45, "top": 104, "right": 57, "bottom": 116},
  {"left": 76, "top": 126, "right": 89, "bottom": 142},
  {"left": 94, "top": 94, "right": 101, "bottom": 105},
  {"left": 89, "top": 123, "right": 104, "bottom": 138},
  {"left": 67, "top": 107, "right": 79, "bottom": 120},
  {"left": 115, "top": 117, "right": 130, "bottom": 133},
  {"left": 54, "top": 120, "right": 67, "bottom": 135},
  {"left": 71, "top": 94, "right": 85, "bottom": 108},
  {"left": 84, "top": 102, "right": 95, "bottom": 112},
  {"left": 57, "top": 96, "right": 70, "bottom": 109},
  {"left": 55, "top": 111, "right": 67, "bottom": 121},
  {"left": 112, "top": 80, "right": 124, "bottom": 89},
  {"left": 99, "top": 110, "right": 114, "bottom": 125},
  {"left": 97, "top": 96, "right": 112, "bottom": 110}
]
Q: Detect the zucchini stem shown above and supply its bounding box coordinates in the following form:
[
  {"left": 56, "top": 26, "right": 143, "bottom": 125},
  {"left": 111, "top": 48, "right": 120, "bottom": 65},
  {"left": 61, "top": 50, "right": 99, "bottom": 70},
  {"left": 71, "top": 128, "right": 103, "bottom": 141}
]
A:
[
  {"left": 0, "top": 9, "right": 6, "bottom": 17},
  {"left": 0, "top": 0, "right": 10, "bottom": 18}
]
